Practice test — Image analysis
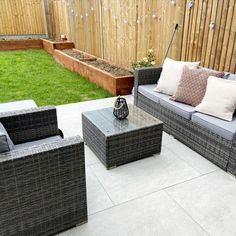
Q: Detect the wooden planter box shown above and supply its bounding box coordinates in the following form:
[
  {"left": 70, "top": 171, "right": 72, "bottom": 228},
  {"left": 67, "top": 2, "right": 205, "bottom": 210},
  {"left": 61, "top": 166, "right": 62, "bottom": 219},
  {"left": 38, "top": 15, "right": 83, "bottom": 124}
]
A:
[
  {"left": 53, "top": 49, "right": 133, "bottom": 95},
  {"left": 53, "top": 49, "right": 96, "bottom": 72},
  {"left": 42, "top": 39, "right": 74, "bottom": 55},
  {"left": 0, "top": 39, "right": 43, "bottom": 51}
]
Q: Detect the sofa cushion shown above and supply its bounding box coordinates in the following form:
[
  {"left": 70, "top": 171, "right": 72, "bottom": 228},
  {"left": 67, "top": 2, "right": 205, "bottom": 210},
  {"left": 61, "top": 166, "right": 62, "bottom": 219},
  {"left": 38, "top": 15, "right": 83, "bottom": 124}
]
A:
[
  {"left": 138, "top": 84, "right": 169, "bottom": 103},
  {"left": 192, "top": 113, "right": 236, "bottom": 140},
  {"left": 154, "top": 58, "right": 200, "bottom": 95},
  {"left": 160, "top": 97, "right": 195, "bottom": 120},
  {"left": 226, "top": 73, "right": 236, "bottom": 81},
  {"left": 195, "top": 76, "right": 236, "bottom": 121},
  {"left": 171, "top": 66, "right": 224, "bottom": 107},
  {"left": 0, "top": 100, "right": 37, "bottom": 113},
  {"left": 14, "top": 135, "right": 62, "bottom": 150},
  {"left": 0, "top": 122, "right": 14, "bottom": 153}
]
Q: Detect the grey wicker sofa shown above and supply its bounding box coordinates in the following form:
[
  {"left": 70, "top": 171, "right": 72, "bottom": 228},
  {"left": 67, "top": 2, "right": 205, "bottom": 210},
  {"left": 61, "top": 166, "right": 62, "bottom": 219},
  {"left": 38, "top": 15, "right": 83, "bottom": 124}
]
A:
[
  {"left": 134, "top": 67, "right": 236, "bottom": 177},
  {"left": 0, "top": 105, "right": 87, "bottom": 236}
]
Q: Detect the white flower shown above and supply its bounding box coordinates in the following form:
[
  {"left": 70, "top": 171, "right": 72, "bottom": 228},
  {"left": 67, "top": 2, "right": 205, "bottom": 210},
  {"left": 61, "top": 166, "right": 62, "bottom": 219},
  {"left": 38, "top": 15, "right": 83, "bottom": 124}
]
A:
[
  {"left": 143, "top": 57, "right": 148, "bottom": 62},
  {"left": 151, "top": 61, "right": 156, "bottom": 65}
]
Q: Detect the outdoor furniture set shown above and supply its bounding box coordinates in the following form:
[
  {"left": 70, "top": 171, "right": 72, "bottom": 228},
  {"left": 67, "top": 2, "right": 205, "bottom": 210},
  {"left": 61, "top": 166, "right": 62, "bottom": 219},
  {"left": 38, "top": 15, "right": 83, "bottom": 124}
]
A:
[{"left": 1, "top": 57, "right": 236, "bottom": 235}]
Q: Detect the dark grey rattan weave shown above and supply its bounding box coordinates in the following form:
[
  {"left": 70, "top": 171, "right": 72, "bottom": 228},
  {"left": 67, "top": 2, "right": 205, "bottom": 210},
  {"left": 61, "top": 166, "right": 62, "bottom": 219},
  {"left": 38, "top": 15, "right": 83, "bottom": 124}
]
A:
[
  {"left": 134, "top": 67, "right": 236, "bottom": 177},
  {"left": 0, "top": 107, "right": 87, "bottom": 236},
  {"left": 82, "top": 105, "right": 163, "bottom": 169}
]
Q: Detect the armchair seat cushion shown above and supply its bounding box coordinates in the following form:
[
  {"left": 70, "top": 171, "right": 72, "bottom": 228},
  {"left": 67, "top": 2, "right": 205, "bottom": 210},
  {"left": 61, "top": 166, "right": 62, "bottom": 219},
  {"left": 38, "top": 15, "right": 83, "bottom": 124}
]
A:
[
  {"left": 160, "top": 97, "right": 195, "bottom": 120},
  {"left": 0, "top": 122, "right": 14, "bottom": 153},
  {"left": 0, "top": 100, "right": 37, "bottom": 113},
  {"left": 192, "top": 113, "right": 236, "bottom": 140},
  {"left": 138, "top": 84, "right": 169, "bottom": 103},
  {"left": 14, "top": 135, "right": 62, "bottom": 150}
]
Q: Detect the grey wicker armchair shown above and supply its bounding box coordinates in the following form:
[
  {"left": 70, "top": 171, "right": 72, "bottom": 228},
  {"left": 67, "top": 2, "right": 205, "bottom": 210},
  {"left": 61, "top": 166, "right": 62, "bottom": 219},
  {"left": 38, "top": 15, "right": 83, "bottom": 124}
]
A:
[{"left": 0, "top": 106, "right": 87, "bottom": 236}]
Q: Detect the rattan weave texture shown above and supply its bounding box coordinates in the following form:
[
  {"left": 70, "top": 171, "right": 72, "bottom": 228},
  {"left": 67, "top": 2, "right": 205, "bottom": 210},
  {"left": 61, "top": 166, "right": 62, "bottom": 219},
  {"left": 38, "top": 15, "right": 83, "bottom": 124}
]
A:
[
  {"left": 0, "top": 107, "right": 87, "bottom": 236},
  {"left": 82, "top": 105, "right": 163, "bottom": 169}
]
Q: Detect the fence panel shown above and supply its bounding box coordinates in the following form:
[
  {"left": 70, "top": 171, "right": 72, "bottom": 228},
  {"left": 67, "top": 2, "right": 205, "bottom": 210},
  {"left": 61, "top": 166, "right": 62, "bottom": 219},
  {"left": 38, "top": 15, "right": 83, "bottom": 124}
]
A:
[{"left": 0, "top": 0, "right": 45, "bottom": 36}]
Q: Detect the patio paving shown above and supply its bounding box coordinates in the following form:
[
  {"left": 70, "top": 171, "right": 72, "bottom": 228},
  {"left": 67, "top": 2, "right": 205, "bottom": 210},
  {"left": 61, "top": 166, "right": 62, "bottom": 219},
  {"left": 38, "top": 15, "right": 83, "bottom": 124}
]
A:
[{"left": 56, "top": 95, "right": 236, "bottom": 236}]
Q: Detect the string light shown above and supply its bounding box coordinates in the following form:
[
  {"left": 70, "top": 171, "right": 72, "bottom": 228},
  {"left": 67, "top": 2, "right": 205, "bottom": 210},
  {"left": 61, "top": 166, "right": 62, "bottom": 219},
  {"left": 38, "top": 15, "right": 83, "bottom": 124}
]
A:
[
  {"left": 69, "top": 0, "right": 177, "bottom": 26},
  {"left": 152, "top": 13, "right": 157, "bottom": 19},
  {"left": 188, "top": 0, "right": 193, "bottom": 8}
]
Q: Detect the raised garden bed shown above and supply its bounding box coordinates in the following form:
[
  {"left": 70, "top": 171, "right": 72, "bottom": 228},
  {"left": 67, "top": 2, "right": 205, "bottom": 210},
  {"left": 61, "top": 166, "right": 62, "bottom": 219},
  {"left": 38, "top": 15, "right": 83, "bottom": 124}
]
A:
[
  {"left": 0, "top": 39, "right": 43, "bottom": 50},
  {"left": 54, "top": 49, "right": 133, "bottom": 95},
  {"left": 42, "top": 38, "right": 74, "bottom": 55}
]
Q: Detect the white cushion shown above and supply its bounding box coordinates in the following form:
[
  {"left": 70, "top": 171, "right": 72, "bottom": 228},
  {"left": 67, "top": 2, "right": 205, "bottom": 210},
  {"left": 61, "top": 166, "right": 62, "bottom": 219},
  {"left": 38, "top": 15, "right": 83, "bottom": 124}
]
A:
[
  {"left": 0, "top": 100, "right": 37, "bottom": 113},
  {"left": 195, "top": 76, "right": 236, "bottom": 121},
  {"left": 154, "top": 58, "right": 200, "bottom": 95}
]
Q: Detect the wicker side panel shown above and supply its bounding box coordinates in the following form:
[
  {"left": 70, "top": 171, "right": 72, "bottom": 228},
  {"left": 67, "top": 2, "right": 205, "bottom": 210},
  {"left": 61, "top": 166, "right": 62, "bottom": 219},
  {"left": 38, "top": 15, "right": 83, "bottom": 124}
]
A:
[
  {"left": 0, "top": 106, "right": 59, "bottom": 144},
  {"left": 134, "top": 67, "right": 162, "bottom": 105},
  {"left": 228, "top": 139, "right": 236, "bottom": 176},
  {"left": 136, "top": 93, "right": 232, "bottom": 170},
  {"left": 107, "top": 126, "right": 163, "bottom": 168},
  {"left": 82, "top": 114, "right": 107, "bottom": 166},
  {"left": 0, "top": 137, "right": 87, "bottom": 236}
]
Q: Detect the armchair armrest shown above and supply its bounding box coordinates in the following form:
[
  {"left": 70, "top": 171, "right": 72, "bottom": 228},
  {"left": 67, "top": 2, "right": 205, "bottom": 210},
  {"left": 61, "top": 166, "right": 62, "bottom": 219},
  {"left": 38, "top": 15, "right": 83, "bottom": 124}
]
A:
[{"left": 0, "top": 106, "right": 59, "bottom": 144}]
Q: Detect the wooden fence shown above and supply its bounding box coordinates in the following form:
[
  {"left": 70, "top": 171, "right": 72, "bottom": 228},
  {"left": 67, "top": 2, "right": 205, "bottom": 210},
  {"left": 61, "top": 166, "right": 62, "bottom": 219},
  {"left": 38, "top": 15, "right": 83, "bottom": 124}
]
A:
[
  {"left": 0, "top": 0, "right": 235, "bottom": 73},
  {"left": 44, "top": 0, "right": 235, "bottom": 73},
  {"left": 0, "top": 0, "right": 46, "bottom": 36}
]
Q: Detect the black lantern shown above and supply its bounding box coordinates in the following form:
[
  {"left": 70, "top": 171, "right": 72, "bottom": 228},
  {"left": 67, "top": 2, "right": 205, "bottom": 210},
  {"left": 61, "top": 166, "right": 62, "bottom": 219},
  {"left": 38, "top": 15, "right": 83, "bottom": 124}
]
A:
[{"left": 113, "top": 96, "right": 129, "bottom": 120}]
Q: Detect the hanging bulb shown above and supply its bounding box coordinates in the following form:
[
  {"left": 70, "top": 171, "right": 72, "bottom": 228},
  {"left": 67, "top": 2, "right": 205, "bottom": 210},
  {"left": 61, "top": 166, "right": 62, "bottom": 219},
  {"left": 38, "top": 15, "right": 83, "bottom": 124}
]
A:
[
  {"left": 75, "top": 14, "right": 78, "bottom": 17},
  {"left": 152, "top": 13, "right": 157, "bottom": 19},
  {"left": 71, "top": 9, "right": 74, "bottom": 13},
  {"left": 136, "top": 19, "right": 140, "bottom": 24},
  {"left": 124, "top": 19, "right": 128, "bottom": 24},
  {"left": 85, "top": 13, "right": 89, "bottom": 17},
  {"left": 171, "top": 0, "right": 176, "bottom": 5},
  {"left": 91, "top": 7, "right": 94, "bottom": 11},
  {"left": 80, "top": 15, "right": 84, "bottom": 19},
  {"left": 188, "top": 0, "right": 193, "bottom": 8}
]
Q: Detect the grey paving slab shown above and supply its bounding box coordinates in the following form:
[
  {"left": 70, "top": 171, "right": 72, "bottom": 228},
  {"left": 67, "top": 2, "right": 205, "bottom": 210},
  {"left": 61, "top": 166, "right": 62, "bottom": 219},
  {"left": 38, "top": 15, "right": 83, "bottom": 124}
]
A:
[
  {"left": 166, "top": 170, "right": 236, "bottom": 236},
  {"left": 86, "top": 167, "right": 113, "bottom": 215},
  {"left": 90, "top": 147, "right": 201, "bottom": 204},
  {"left": 58, "top": 191, "right": 208, "bottom": 236},
  {"left": 167, "top": 141, "right": 219, "bottom": 174}
]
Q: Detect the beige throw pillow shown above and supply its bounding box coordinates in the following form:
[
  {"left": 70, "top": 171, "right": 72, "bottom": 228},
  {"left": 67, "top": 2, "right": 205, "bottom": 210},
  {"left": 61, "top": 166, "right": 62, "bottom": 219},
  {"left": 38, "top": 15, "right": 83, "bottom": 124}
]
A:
[
  {"left": 195, "top": 76, "right": 236, "bottom": 121},
  {"left": 154, "top": 58, "right": 200, "bottom": 95}
]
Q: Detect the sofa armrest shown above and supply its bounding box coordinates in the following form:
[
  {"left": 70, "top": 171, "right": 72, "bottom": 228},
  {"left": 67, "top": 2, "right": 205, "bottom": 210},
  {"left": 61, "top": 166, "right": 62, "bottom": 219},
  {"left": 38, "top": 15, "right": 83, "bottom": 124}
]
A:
[
  {"left": 134, "top": 67, "right": 162, "bottom": 86},
  {"left": 133, "top": 67, "right": 162, "bottom": 105},
  {"left": 0, "top": 106, "right": 59, "bottom": 144}
]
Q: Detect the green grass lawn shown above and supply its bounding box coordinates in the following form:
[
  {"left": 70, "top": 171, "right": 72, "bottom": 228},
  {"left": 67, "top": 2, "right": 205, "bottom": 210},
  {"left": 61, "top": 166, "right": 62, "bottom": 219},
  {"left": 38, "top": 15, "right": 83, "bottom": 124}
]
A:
[{"left": 0, "top": 49, "right": 112, "bottom": 106}]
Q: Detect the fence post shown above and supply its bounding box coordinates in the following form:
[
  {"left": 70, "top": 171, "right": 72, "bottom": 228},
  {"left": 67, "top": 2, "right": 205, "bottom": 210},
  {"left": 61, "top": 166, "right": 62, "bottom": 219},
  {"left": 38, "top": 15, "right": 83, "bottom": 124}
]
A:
[{"left": 41, "top": 0, "right": 49, "bottom": 38}]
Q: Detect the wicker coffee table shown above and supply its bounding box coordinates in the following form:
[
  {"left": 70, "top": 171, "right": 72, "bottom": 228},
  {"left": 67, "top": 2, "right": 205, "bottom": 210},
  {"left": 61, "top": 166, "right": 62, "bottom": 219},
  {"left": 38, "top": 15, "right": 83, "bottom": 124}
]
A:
[{"left": 82, "top": 105, "right": 163, "bottom": 169}]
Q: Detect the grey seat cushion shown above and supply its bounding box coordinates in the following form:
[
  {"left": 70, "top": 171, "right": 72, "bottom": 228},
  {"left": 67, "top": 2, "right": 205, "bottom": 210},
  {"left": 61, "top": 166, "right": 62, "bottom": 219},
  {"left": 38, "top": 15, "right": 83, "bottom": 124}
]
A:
[
  {"left": 0, "top": 100, "right": 37, "bottom": 113},
  {"left": 14, "top": 135, "right": 62, "bottom": 150},
  {"left": 0, "top": 122, "right": 14, "bottom": 153},
  {"left": 192, "top": 113, "right": 236, "bottom": 140},
  {"left": 138, "top": 84, "right": 169, "bottom": 103},
  {"left": 160, "top": 97, "right": 195, "bottom": 120}
]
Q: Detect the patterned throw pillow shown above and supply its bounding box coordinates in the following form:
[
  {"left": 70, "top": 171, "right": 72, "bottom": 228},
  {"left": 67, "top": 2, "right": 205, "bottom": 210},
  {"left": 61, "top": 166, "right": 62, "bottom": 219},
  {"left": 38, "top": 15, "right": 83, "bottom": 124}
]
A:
[{"left": 171, "top": 66, "right": 224, "bottom": 107}]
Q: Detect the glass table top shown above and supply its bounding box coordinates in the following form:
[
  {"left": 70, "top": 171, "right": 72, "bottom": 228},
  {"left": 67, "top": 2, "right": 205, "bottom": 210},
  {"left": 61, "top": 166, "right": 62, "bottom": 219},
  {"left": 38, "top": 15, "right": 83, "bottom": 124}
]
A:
[{"left": 82, "top": 105, "right": 162, "bottom": 136}]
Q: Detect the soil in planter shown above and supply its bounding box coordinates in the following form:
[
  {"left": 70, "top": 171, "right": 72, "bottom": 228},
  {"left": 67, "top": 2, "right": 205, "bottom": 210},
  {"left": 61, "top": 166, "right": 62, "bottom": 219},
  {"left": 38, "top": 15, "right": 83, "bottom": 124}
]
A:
[
  {"left": 62, "top": 49, "right": 92, "bottom": 60},
  {"left": 84, "top": 59, "right": 132, "bottom": 77}
]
